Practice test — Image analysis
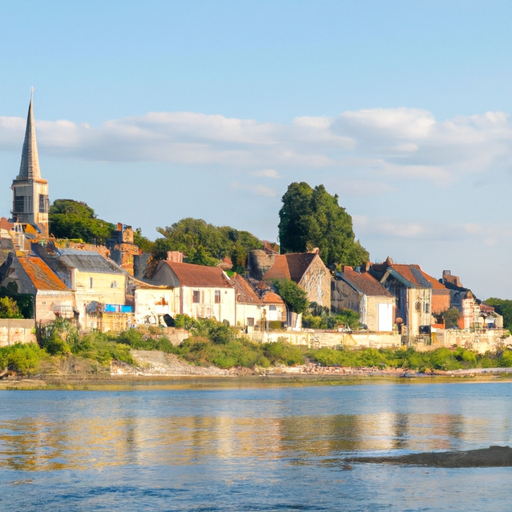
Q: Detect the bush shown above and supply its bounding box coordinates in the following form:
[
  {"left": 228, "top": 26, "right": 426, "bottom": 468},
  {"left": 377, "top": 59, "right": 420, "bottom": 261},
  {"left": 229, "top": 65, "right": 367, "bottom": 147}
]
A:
[{"left": 0, "top": 343, "right": 46, "bottom": 374}]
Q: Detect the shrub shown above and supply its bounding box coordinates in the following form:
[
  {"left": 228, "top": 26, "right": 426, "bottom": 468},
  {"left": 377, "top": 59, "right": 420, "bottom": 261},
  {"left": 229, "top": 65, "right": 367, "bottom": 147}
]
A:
[{"left": 0, "top": 343, "right": 46, "bottom": 374}]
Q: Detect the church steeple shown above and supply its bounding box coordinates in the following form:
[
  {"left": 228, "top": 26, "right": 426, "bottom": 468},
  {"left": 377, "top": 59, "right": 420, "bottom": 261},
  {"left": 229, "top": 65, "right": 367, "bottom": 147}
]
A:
[
  {"left": 11, "top": 90, "right": 49, "bottom": 237},
  {"left": 18, "top": 89, "right": 41, "bottom": 180}
]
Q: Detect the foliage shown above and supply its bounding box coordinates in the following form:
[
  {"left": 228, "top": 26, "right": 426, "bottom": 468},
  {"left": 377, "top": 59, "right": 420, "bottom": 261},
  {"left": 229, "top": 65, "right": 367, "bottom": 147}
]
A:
[
  {"left": 484, "top": 298, "right": 512, "bottom": 331},
  {"left": 302, "top": 303, "right": 361, "bottom": 330},
  {"left": 0, "top": 343, "right": 46, "bottom": 374},
  {"left": 36, "top": 318, "right": 74, "bottom": 355},
  {"left": 262, "top": 340, "right": 305, "bottom": 365},
  {"left": 49, "top": 199, "right": 115, "bottom": 244},
  {"left": 0, "top": 284, "right": 34, "bottom": 319},
  {"left": 278, "top": 182, "right": 369, "bottom": 268},
  {"left": 0, "top": 296, "right": 23, "bottom": 319},
  {"left": 273, "top": 279, "right": 309, "bottom": 314},
  {"left": 436, "top": 307, "right": 461, "bottom": 328},
  {"left": 154, "top": 218, "right": 263, "bottom": 267},
  {"left": 133, "top": 228, "right": 155, "bottom": 253},
  {"left": 306, "top": 346, "right": 504, "bottom": 372}
]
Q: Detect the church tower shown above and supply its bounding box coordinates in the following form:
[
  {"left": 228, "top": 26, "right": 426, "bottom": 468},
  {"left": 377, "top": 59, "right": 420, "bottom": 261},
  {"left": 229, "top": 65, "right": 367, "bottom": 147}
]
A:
[{"left": 11, "top": 91, "right": 49, "bottom": 236}]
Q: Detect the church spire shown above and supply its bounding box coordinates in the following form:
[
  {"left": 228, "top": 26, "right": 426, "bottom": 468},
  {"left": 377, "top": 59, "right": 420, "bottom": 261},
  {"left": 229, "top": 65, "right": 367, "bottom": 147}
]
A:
[{"left": 18, "top": 88, "right": 41, "bottom": 180}]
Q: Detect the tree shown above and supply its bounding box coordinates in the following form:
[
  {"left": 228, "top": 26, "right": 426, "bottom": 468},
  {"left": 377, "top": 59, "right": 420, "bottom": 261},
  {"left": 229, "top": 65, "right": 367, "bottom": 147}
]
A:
[
  {"left": 49, "top": 199, "right": 115, "bottom": 244},
  {"left": 273, "top": 279, "right": 309, "bottom": 314},
  {"left": 0, "top": 297, "right": 23, "bottom": 319},
  {"left": 154, "top": 218, "right": 263, "bottom": 267},
  {"left": 437, "top": 307, "right": 461, "bottom": 328},
  {"left": 278, "top": 182, "right": 369, "bottom": 268}
]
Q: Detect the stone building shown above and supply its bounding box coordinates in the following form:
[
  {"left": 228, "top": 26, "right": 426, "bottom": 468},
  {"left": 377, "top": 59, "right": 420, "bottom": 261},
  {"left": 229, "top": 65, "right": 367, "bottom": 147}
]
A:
[
  {"left": 370, "top": 257, "right": 433, "bottom": 336},
  {"left": 332, "top": 266, "right": 395, "bottom": 332},
  {"left": 106, "top": 223, "right": 140, "bottom": 276},
  {"left": 252, "top": 249, "right": 331, "bottom": 310}
]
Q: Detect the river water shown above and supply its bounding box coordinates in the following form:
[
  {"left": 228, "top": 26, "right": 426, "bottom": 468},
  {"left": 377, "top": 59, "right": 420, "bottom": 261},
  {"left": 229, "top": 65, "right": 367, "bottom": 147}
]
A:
[{"left": 1, "top": 380, "right": 512, "bottom": 511}]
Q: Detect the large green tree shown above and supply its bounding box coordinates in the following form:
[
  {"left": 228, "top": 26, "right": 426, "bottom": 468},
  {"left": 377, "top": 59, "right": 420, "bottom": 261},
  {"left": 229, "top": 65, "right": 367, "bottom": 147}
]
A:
[
  {"left": 154, "top": 218, "right": 263, "bottom": 266},
  {"left": 278, "top": 182, "right": 369, "bottom": 268},
  {"left": 49, "top": 199, "right": 115, "bottom": 245}
]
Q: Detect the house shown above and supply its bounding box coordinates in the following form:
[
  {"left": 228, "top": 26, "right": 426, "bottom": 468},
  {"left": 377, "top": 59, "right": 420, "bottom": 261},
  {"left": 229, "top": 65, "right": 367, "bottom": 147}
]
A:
[
  {"left": 332, "top": 266, "right": 395, "bottom": 332},
  {"left": 370, "top": 257, "right": 436, "bottom": 336},
  {"left": 133, "top": 282, "right": 178, "bottom": 326},
  {"left": 0, "top": 251, "right": 75, "bottom": 323},
  {"left": 33, "top": 246, "right": 129, "bottom": 330},
  {"left": 231, "top": 274, "right": 286, "bottom": 329},
  {"left": 251, "top": 249, "right": 331, "bottom": 310},
  {"left": 147, "top": 260, "right": 236, "bottom": 326}
]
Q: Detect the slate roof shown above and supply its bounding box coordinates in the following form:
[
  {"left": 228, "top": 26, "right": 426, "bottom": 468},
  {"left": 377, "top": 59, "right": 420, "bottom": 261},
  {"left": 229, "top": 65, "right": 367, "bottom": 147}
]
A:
[
  {"left": 164, "top": 261, "right": 233, "bottom": 288},
  {"left": 55, "top": 249, "right": 123, "bottom": 275},
  {"left": 18, "top": 257, "right": 68, "bottom": 291},
  {"left": 262, "top": 253, "right": 318, "bottom": 283},
  {"left": 340, "top": 268, "right": 393, "bottom": 297}
]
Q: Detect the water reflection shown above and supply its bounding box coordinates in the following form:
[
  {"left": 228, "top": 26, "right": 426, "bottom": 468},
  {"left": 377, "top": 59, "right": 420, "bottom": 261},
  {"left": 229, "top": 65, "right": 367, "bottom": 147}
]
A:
[{"left": 0, "top": 410, "right": 500, "bottom": 472}]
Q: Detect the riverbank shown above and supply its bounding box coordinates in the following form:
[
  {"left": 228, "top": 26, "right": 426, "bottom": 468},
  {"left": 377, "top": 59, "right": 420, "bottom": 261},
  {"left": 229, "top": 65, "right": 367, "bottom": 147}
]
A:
[
  {"left": 2, "top": 369, "right": 512, "bottom": 391},
  {"left": 3, "top": 349, "right": 512, "bottom": 390}
]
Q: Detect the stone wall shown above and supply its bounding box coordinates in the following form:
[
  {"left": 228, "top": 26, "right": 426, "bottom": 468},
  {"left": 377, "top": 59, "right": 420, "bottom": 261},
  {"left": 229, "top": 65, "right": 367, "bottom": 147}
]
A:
[
  {"left": 0, "top": 319, "right": 36, "bottom": 347},
  {"left": 249, "top": 329, "right": 401, "bottom": 349}
]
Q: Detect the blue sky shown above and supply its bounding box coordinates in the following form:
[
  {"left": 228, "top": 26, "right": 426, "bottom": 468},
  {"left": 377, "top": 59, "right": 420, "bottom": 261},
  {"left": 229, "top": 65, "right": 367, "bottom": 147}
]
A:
[{"left": 1, "top": 0, "right": 512, "bottom": 298}]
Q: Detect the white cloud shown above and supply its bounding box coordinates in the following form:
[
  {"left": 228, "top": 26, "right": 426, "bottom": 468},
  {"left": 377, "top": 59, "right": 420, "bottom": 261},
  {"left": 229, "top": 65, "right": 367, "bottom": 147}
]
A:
[
  {"left": 354, "top": 215, "right": 512, "bottom": 243},
  {"left": 230, "top": 181, "right": 277, "bottom": 197},
  {"left": 250, "top": 169, "right": 281, "bottom": 178},
  {"left": 2, "top": 107, "right": 512, "bottom": 187}
]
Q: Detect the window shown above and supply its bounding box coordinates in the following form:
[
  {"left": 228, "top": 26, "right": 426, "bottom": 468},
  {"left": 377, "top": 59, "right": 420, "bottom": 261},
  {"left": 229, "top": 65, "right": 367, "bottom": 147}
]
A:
[
  {"left": 14, "top": 196, "right": 24, "bottom": 213},
  {"left": 269, "top": 305, "right": 277, "bottom": 311},
  {"left": 247, "top": 317, "right": 255, "bottom": 327},
  {"left": 425, "top": 303, "right": 430, "bottom": 314},
  {"left": 90, "top": 277, "right": 93, "bottom": 289},
  {"left": 193, "top": 290, "right": 200, "bottom": 303},
  {"left": 215, "top": 290, "right": 221, "bottom": 304},
  {"left": 111, "top": 281, "right": 117, "bottom": 288},
  {"left": 39, "top": 194, "right": 48, "bottom": 213}
]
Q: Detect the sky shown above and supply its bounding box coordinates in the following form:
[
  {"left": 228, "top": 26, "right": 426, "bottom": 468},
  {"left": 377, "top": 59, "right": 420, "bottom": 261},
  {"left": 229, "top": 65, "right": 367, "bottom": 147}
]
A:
[{"left": 1, "top": 0, "right": 512, "bottom": 299}]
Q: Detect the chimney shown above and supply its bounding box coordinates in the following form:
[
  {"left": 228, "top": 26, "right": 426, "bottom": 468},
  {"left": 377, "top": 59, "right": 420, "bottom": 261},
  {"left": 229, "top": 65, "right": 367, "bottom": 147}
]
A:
[{"left": 167, "top": 251, "right": 184, "bottom": 263}]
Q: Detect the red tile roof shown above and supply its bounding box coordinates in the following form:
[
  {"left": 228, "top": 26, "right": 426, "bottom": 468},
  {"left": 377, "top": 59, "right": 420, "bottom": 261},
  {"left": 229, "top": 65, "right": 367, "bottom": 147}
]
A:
[
  {"left": 341, "top": 268, "right": 393, "bottom": 297},
  {"left": 262, "top": 253, "right": 318, "bottom": 283},
  {"left": 232, "top": 274, "right": 260, "bottom": 304},
  {"left": 164, "top": 261, "right": 233, "bottom": 288},
  {"left": 260, "top": 290, "right": 284, "bottom": 304},
  {"left": 419, "top": 270, "right": 448, "bottom": 291},
  {"left": 18, "top": 257, "right": 68, "bottom": 291}
]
